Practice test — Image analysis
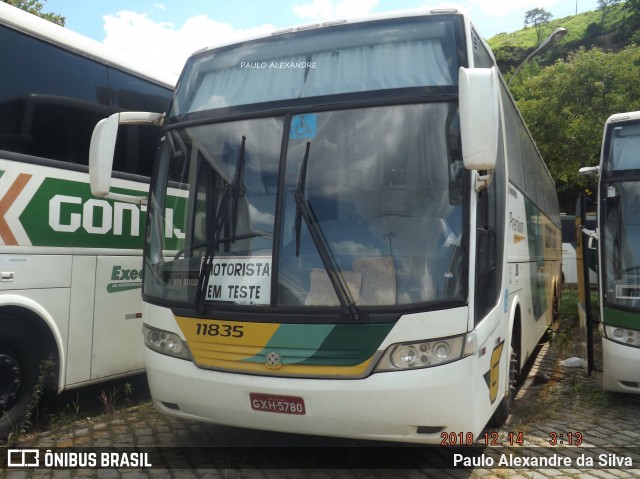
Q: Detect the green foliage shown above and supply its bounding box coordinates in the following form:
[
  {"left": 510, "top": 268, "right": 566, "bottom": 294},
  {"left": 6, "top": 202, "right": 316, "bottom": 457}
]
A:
[
  {"left": 488, "top": 2, "right": 640, "bottom": 209},
  {"left": 598, "top": 0, "right": 622, "bottom": 23},
  {"left": 2, "top": 0, "right": 65, "bottom": 26},
  {"left": 625, "top": 0, "right": 640, "bottom": 18},
  {"left": 510, "top": 45, "right": 640, "bottom": 208},
  {"left": 488, "top": 3, "right": 628, "bottom": 73}
]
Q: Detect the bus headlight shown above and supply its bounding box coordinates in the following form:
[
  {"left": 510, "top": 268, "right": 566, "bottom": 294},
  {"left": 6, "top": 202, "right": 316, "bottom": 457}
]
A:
[
  {"left": 143, "top": 324, "right": 192, "bottom": 360},
  {"left": 374, "top": 334, "right": 469, "bottom": 372},
  {"left": 605, "top": 325, "right": 640, "bottom": 347}
]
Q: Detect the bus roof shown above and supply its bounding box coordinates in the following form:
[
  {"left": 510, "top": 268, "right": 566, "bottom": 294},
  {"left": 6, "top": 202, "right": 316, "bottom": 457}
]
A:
[
  {"left": 606, "top": 111, "right": 640, "bottom": 124},
  {"left": 190, "top": 8, "right": 470, "bottom": 58},
  {"left": 0, "top": 1, "right": 176, "bottom": 89}
]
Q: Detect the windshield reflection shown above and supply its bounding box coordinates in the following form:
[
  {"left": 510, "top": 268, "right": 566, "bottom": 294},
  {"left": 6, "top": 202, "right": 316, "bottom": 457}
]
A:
[
  {"left": 278, "top": 103, "right": 465, "bottom": 307},
  {"left": 144, "top": 103, "right": 467, "bottom": 312},
  {"left": 603, "top": 181, "right": 640, "bottom": 310}
]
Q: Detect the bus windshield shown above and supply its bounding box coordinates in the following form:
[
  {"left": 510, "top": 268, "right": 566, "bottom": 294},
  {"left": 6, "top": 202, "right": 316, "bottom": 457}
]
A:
[
  {"left": 169, "top": 16, "right": 461, "bottom": 116},
  {"left": 606, "top": 122, "right": 640, "bottom": 172},
  {"left": 144, "top": 102, "right": 466, "bottom": 312},
  {"left": 602, "top": 121, "right": 640, "bottom": 310}
]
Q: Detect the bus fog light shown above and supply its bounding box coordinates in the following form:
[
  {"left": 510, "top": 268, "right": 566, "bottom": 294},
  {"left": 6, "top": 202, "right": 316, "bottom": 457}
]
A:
[
  {"left": 143, "top": 324, "right": 192, "bottom": 360},
  {"left": 433, "top": 341, "right": 451, "bottom": 358},
  {"left": 375, "top": 335, "right": 466, "bottom": 372}
]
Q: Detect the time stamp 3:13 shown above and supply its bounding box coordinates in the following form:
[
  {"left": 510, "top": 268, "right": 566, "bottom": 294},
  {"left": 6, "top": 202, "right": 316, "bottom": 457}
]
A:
[{"left": 440, "top": 431, "right": 583, "bottom": 446}]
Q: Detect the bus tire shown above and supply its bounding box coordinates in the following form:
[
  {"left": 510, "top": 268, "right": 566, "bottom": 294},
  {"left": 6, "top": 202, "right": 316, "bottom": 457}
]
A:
[
  {"left": 489, "top": 339, "right": 519, "bottom": 428},
  {"left": 0, "top": 317, "right": 40, "bottom": 439}
]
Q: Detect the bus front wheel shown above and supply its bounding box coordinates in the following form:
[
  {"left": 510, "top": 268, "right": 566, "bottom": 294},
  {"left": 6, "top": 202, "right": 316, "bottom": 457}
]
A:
[
  {"left": 489, "top": 339, "right": 520, "bottom": 427},
  {"left": 0, "top": 318, "right": 40, "bottom": 439}
]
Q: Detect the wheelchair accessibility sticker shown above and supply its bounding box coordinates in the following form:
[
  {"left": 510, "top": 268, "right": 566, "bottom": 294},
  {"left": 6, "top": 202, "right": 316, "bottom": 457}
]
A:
[{"left": 290, "top": 114, "right": 317, "bottom": 140}]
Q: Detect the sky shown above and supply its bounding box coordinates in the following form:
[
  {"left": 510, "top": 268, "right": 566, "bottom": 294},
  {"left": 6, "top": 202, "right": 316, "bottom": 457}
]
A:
[{"left": 45, "top": 0, "right": 601, "bottom": 76}]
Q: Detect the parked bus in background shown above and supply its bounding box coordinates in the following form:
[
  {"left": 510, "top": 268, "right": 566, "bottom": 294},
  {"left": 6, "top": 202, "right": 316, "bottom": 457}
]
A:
[
  {"left": 90, "top": 9, "right": 561, "bottom": 443},
  {"left": 580, "top": 111, "right": 640, "bottom": 394},
  {"left": 0, "top": 2, "right": 174, "bottom": 437},
  {"left": 561, "top": 213, "right": 597, "bottom": 285}
]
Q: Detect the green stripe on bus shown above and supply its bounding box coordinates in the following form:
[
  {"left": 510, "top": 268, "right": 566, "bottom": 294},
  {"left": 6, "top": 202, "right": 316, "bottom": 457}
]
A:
[
  {"left": 247, "top": 322, "right": 394, "bottom": 367},
  {"left": 250, "top": 323, "right": 334, "bottom": 365},
  {"left": 309, "top": 323, "right": 394, "bottom": 365},
  {"left": 603, "top": 307, "right": 640, "bottom": 329}
]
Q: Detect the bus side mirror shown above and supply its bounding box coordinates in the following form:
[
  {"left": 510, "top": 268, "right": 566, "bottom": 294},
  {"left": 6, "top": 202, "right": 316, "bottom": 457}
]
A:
[
  {"left": 579, "top": 166, "right": 600, "bottom": 177},
  {"left": 89, "top": 113, "right": 120, "bottom": 198},
  {"left": 459, "top": 67, "right": 499, "bottom": 172},
  {"left": 89, "top": 111, "right": 164, "bottom": 204}
]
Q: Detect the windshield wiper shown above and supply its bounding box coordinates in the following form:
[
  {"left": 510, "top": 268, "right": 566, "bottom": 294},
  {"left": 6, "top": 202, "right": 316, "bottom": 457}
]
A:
[
  {"left": 195, "top": 135, "right": 246, "bottom": 311},
  {"left": 293, "top": 141, "right": 360, "bottom": 321},
  {"left": 229, "top": 137, "right": 246, "bottom": 241},
  {"left": 294, "top": 142, "right": 310, "bottom": 257}
]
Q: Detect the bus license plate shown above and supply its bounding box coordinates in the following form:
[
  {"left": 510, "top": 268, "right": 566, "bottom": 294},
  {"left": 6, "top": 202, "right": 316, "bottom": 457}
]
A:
[{"left": 250, "top": 393, "right": 306, "bottom": 415}]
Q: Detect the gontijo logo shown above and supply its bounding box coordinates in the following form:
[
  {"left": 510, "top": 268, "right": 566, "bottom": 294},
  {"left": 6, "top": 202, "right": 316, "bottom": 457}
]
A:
[{"left": 0, "top": 167, "right": 186, "bottom": 249}]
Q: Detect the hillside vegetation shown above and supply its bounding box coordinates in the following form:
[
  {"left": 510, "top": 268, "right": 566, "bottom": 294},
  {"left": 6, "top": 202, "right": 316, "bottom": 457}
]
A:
[
  {"left": 486, "top": 2, "right": 640, "bottom": 212},
  {"left": 488, "top": 2, "right": 636, "bottom": 73}
]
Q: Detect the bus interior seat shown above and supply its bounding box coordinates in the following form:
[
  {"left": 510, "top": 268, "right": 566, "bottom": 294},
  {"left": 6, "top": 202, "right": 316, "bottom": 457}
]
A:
[
  {"left": 369, "top": 215, "right": 452, "bottom": 303},
  {"left": 352, "top": 256, "right": 396, "bottom": 305},
  {"left": 305, "top": 268, "right": 362, "bottom": 306},
  {"left": 304, "top": 256, "right": 396, "bottom": 306}
]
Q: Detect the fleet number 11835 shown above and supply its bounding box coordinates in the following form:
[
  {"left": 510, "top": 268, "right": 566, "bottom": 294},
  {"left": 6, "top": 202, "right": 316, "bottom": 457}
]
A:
[{"left": 195, "top": 323, "right": 244, "bottom": 338}]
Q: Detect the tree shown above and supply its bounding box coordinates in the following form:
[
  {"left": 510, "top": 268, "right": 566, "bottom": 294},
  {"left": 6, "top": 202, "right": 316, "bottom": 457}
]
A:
[
  {"left": 597, "top": 0, "right": 621, "bottom": 23},
  {"left": 2, "top": 0, "right": 65, "bottom": 26},
  {"left": 510, "top": 46, "right": 640, "bottom": 210},
  {"left": 625, "top": 0, "right": 640, "bottom": 19},
  {"left": 524, "top": 8, "right": 553, "bottom": 44}
]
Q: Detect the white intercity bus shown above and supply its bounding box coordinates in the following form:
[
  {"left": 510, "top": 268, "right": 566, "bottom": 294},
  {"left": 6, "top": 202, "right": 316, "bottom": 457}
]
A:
[
  {"left": 90, "top": 9, "right": 561, "bottom": 443},
  {"left": 580, "top": 111, "right": 640, "bottom": 394},
  {"left": 0, "top": 2, "right": 174, "bottom": 436}
]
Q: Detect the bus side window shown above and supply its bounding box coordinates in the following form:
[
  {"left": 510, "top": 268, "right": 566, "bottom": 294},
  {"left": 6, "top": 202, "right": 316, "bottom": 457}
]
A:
[
  {"left": 113, "top": 124, "right": 162, "bottom": 177},
  {"left": 475, "top": 128, "right": 505, "bottom": 323},
  {"left": 109, "top": 68, "right": 171, "bottom": 177},
  {"left": 475, "top": 186, "right": 498, "bottom": 321},
  {"left": 0, "top": 24, "right": 110, "bottom": 165}
]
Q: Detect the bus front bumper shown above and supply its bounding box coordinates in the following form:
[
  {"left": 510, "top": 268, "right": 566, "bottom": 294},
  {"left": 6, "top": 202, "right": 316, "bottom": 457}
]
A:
[
  {"left": 145, "top": 348, "right": 482, "bottom": 444},
  {"left": 602, "top": 337, "right": 640, "bottom": 393}
]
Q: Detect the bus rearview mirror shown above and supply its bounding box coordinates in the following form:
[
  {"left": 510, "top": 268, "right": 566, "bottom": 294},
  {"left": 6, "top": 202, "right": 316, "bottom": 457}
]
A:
[
  {"left": 89, "top": 111, "right": 164, "bottom": 204},
  {"left": 89, "top": 113, "right": 119, "bottom": 198},
  {"left": 459, "top": 67, "right": 499, "bottom": 172},
  {"left": 579, "top": 166, "right": 600, "bottom": 177}
]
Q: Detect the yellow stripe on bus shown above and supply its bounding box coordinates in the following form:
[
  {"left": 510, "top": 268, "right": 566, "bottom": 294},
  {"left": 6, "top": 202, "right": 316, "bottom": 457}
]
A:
[{"left": 174, "top": 315, "right": 376, "bottom": 377}]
